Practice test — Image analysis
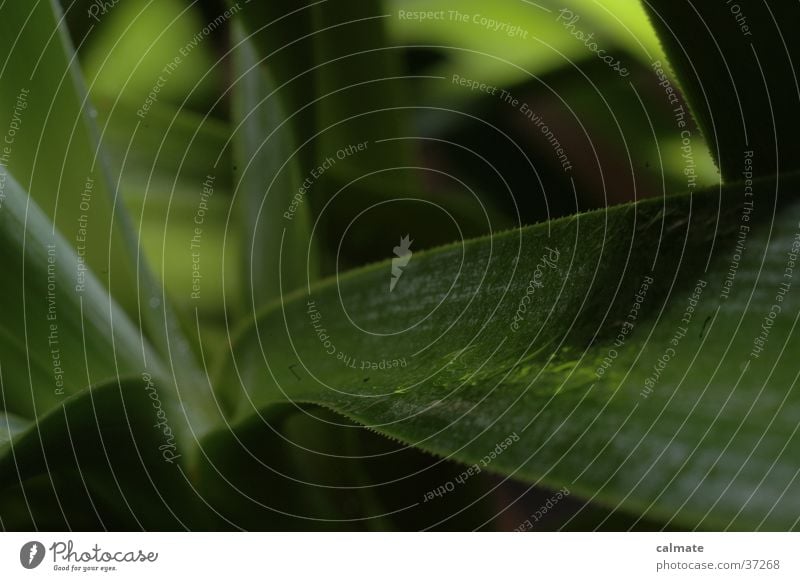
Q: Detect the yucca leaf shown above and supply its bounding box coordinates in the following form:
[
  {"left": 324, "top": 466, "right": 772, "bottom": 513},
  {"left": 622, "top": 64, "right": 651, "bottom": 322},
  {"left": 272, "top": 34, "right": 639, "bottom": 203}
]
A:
[
  {"left": 229, "top": 1, "right": 514, "bottom": 272},
  {"left": 0, "top": 0, "right": 206, "bottom": 390},
  {"left": 228, "top": 1, "right": 509, "bottom": 238},
  {"left": 217, "top": 172, "right": 800, "bottom": 530},
  {"left": 97, "top": 96, "right": 232, "bottom": 203},
  {"left": 0, "top": 0, "right": 140, "bottom": 309},
  {"left": 0, "top": 377, "right": 213, "bottom": 530},
  {"left": 230, "top": 0, "right": 413, "bottom": 182},
  {"left": 230, "top": 22, "right": 319, "bottom": 308},
  {"left": 0, "top": 173, "right": 162, "bottom": 417}
]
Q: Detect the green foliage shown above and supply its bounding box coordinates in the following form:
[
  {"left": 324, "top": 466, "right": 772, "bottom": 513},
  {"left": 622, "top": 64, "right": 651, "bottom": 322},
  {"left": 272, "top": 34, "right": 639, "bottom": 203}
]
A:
[
  {"left": 230, "top": 21, "right": 319, "bottom": 307},
  {"left": 217, "top": 172, "right": 800, "bottom": 529},
  {"left": 0, "top": 0, "right": 798, "bottom": 531}
]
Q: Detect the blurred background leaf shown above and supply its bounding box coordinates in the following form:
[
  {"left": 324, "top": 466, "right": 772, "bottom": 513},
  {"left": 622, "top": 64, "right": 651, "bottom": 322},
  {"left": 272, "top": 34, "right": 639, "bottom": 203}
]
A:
[
  {"left": 230, "top": 21, "right": 319, "bottom": 309},
  {"left": 82, "top": 0, "right": 220, "bottom": 113},
  {"left": 388, "top": 0, "right": 663, "bottom": 89}
]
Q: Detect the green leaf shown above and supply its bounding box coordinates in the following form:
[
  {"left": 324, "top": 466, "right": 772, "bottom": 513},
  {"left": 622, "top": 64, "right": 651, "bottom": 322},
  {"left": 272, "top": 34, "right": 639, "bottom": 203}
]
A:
[
  {"left": 217, "top": 172, "right": 800, "bottom": 530},
  {"left": 641, "top": 1, "right": 800, "bottom": 179},
  {"left": 231, "top": 0, "right": 414, "bottom": 181},
  {"left": 0, "top": 0, "right": 139, "bottom": 310},
  {"left": 0, "top": 412, "right": 29, "bottom": 447},
  {"left": 97, "top": 96, "right": 232, "bottom": 203},
  {"left": 0, "top": 472, "right": 119, "bottom": 530},
  {"left": 0, "top": 173, "right": 160, "bottom": 417},
  {"left": 230, "top": 1, "right": 515, "bottom": 267},
  {"left": 81, "top": 0, "right": 219, "bottom": 111},
  {"left": 388, "top": 0, "right": 662, "bottom": 91},
  {"left": 197, "top": 403, "right": 513, "bottom": 530},
  {"left": 0, "top": 175, "right": 211, "bottom": 525},
  {"left": 0, "top": 377, "right": 214, "bottom": 530},
  {"left": 0, "top": 170, "right": 219, "bottom": 482},
  {"left": 96, "top": 96, "right": 241, "bottom": 318},
  {"left": 0, "top": 0, "right": 210, "bottom": 392},
  {"left": 230, "top": 22, "right": 319, "bottom": 307}
]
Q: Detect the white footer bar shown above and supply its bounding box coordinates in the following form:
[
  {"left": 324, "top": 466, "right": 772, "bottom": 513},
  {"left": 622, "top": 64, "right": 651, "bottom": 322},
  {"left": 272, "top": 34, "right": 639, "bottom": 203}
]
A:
[{"left": 1, "top": 532, "right": 797, "bottom": 579}]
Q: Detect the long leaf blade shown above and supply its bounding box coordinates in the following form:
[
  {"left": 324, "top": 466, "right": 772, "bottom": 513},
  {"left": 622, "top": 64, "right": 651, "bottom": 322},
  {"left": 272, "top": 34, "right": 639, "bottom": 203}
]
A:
[
  {"left": 0, "top": 0, "right": 208, "bottom": 393},
  {"left": 230, "top": 22, "right": 320, "bottom": 308},
  {"left": 218, "top": 173, "right": 800, "bottom": 530}
]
